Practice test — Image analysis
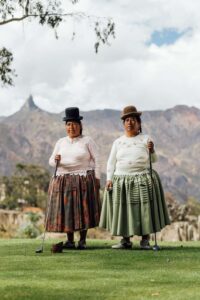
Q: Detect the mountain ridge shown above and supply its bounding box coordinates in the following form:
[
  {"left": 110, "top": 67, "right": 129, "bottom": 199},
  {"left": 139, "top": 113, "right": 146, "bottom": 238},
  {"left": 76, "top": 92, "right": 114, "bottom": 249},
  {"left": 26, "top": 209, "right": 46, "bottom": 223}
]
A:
[{"left": 1, "top": 96, "right": 200, "bottom": 203}]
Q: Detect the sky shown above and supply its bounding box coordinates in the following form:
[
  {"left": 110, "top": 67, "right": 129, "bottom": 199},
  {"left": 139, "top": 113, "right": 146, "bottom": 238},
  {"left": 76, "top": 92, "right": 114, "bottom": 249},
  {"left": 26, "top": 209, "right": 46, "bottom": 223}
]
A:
[{"left": 1, "top": 0, "right": 200, "bottom": 116}]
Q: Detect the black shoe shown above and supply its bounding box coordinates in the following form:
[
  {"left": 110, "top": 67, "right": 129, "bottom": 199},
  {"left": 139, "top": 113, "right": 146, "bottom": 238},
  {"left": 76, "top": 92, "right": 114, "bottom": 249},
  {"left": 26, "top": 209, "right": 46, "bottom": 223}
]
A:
[
  {"left": 112, "top": 238, "right": 132, "bottom": 249},
  {"left": 62, "top": 241, "right": 76, "bottom": 250},
  {"left": 77, "top": 241, "right": 86, "bottom": 250},
  {"left": 140, "top": 239, "right": 151, "bottom": 250}
]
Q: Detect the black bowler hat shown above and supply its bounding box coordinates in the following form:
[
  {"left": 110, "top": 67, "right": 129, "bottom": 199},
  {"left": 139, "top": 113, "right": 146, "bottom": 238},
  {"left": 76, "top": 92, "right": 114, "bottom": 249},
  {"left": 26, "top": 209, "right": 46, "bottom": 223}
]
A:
[{"left": 62, "top": 107, "right": 83, "bottom": 122}]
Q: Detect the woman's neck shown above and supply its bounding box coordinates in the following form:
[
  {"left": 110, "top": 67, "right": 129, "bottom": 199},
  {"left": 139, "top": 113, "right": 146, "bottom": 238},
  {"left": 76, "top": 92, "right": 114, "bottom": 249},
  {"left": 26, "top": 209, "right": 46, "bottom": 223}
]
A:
[
  {"left": 68, "top": 134, "right": 80, "bottom": 139},
  {"left": 125, "top": 131, "right": 139, "bottom": 137}
]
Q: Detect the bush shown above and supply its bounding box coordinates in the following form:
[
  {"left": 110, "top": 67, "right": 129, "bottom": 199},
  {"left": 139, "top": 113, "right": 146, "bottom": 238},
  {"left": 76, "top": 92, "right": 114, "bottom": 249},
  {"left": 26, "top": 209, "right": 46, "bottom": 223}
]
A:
[
  {"left": 186, "top": 197, "right": 200, "bottom": 216},
  {"left": 16, "top": 212, "right": 43, "bottom": 238}
]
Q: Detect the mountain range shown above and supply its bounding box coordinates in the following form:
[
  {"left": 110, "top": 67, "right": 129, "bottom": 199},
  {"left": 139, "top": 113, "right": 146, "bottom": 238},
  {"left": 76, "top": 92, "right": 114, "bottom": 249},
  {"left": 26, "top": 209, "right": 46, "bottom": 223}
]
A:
[{"left": 0, "top": 95, "right": 200, "bottom": 203}]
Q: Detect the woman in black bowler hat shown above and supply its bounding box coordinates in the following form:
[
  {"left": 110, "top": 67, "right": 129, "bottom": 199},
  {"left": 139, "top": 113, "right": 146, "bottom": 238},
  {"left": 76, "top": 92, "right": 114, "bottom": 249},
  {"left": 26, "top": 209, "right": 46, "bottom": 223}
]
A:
[{"left": 46, "top": 107, "right": 101, "bottom": 252}]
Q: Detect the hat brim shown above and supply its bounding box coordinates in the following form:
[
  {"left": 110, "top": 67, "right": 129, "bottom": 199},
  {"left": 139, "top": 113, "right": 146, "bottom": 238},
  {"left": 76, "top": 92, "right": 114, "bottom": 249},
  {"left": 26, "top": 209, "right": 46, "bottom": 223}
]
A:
[
  {"left": 121, "top": 111, "right": 142, "bottom": 120},
  {"left": 63, "top": 116, "right": 83, "bottom": 122}
]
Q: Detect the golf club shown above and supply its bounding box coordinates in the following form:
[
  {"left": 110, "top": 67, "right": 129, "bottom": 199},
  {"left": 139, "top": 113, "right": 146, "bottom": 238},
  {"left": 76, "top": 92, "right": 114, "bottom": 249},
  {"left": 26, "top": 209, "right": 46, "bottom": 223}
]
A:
[
  {"left": 149, "top": 149, "right": 160, "bottom": 251},
  {"left": 35, "top": 160, "right": 59, "bottom": 254}
]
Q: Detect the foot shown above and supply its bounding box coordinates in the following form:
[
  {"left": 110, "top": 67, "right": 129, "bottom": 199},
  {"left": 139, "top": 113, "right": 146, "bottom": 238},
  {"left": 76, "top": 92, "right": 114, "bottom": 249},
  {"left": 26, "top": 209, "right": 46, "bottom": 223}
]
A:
[
  {"left": 140, "top": 239, "right": 151, "bottom": 250},
  {"left": 112, "top": 239, "right": 132, "bottom": 249},
  {"left": 77, "top": 240, "right": 86, "bottom": 250},
  {"left": 62, "top": 241, "right": 76, "bottom": 250}
]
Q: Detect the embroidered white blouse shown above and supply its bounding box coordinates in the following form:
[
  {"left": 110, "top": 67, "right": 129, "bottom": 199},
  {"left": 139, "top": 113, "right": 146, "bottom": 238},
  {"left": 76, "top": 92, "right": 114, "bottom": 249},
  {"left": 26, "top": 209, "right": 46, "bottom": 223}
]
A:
[
  {"left": 107, "top": 133, "right": 157, "bottom": 180},
  {"left": 49, "top": 135, "right": 100, "bottom": 179}
]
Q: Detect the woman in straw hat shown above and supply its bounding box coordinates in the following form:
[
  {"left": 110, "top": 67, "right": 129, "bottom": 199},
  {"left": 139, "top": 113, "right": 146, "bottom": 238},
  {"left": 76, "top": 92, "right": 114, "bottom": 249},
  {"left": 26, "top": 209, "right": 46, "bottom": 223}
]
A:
[
  {"left": 99, "top": 105, "right": 170, "bottom": 249},
  {"left": 47, "top": 107, "right": 101, "bottom": 252}
]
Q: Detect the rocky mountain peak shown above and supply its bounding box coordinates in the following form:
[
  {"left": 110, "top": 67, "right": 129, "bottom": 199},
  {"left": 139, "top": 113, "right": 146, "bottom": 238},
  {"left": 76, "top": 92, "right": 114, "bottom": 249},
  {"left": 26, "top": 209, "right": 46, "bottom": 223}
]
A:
[
  {"left": 20, "top": 95, "right": 39, "bottom": 111},
  {"left": 0, "top": 100, "right": 200, "bottom": 202}
]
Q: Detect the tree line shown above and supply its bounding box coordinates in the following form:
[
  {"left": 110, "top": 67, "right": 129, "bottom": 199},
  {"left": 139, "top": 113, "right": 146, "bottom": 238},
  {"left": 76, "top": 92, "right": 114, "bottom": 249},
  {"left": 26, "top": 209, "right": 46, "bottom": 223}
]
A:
[{"left": 0, "top": 163, "right": 50, "bottom": 209}]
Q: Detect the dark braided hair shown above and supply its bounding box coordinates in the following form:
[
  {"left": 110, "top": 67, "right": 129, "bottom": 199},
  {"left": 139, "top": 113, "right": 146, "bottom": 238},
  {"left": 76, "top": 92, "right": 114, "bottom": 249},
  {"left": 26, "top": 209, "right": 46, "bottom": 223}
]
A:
[{"left": 135, "top": 115, "right": 142, "bottom": 133}]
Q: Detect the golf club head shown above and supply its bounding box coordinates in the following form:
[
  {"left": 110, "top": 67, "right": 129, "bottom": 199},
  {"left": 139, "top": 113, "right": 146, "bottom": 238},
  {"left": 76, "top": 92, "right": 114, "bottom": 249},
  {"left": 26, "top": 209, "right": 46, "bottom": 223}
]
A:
[
  {"left": 35, "top": 247, "right": 43, "bottom": 254},
  {"left": 152, "top": 244, "right": 160, "bottom": 251}
]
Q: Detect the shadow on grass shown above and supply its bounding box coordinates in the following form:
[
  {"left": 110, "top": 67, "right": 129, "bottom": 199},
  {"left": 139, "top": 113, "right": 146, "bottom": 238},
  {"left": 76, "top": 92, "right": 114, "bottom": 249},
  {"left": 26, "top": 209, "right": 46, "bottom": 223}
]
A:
[
  {"left": 156, "top": 245, "right": 200, "bottom": 251},
  {"left": 0, "top": 240, "right": 200, "bottom": 257}
]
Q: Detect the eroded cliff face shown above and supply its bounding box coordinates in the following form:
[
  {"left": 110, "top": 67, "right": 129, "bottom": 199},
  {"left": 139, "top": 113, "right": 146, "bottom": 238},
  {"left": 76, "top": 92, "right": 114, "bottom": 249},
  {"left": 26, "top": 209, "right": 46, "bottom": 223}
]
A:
[{"left": 0, "top": 209, "right": 25, "bottom": 237}]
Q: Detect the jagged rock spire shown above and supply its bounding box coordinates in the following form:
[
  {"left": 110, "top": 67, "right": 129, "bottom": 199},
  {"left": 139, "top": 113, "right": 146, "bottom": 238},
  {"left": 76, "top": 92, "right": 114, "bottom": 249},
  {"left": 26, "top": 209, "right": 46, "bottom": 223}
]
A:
[{"left": 21, "top": 95, "right": 39, "bottom": 111}]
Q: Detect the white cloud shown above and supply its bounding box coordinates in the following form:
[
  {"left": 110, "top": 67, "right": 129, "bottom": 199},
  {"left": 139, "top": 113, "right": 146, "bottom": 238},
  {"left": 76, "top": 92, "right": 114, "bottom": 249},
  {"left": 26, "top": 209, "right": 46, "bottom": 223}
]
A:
[{"left": 1, "top": 0, "right": 200, "bottom": 116}]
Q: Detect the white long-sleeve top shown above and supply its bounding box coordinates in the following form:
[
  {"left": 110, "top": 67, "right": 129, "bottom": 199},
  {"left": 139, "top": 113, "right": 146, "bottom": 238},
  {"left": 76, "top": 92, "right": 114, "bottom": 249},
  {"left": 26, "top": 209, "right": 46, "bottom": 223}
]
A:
[
  {"left": 107, "top": 133, "right": 157, "bottom": 180},
  {"left": 49, "top": 135, "right": 100, "bottom": 179}
]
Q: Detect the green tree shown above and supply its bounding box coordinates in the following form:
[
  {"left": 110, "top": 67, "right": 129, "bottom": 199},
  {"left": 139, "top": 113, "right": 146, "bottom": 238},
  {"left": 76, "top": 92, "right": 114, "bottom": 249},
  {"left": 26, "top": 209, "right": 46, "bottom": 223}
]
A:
[
  {"left": 0, "top": 0, "right": 115, "bottom": 86},
  {"left": 0, "top": 163, "right": 50, "bottom": 209}
]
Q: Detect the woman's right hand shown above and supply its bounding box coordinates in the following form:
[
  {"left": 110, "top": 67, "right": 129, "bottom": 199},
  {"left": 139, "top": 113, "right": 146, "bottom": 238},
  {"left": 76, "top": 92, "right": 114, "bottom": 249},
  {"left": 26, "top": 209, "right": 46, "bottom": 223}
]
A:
[
  {"left": 106, "top": 180, "right": 113, "bottom": 191},
  {"left": 55, "top": 154, "right": 61, "bottom": 162}
]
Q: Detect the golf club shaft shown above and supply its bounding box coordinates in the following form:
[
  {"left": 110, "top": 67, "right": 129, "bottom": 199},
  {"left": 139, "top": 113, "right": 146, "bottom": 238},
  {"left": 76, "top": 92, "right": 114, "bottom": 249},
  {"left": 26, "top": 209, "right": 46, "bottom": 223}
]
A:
[
  {"left": 38, "top": 160, "right": 59, "bottom": 252},
  {"left": 53, "top": 160, "right": 59, "bottom": 178},
  {"left": 149, "top": 149, "right": 158, "bottom": 248}
]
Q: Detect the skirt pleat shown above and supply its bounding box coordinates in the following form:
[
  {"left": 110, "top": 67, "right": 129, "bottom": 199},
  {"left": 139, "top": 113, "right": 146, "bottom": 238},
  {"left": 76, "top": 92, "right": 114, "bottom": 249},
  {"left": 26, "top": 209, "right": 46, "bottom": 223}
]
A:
[
  {"left": 46, "top": 171, "right": 101, "bottom": 232},
  {"left": 99, "top": 170, "right": 170, "bottom": 236}
]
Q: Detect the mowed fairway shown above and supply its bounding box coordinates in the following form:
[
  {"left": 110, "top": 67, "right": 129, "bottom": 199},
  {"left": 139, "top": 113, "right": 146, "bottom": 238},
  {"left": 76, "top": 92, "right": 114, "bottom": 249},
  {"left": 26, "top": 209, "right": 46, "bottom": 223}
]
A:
[{"left": 0, "top": 239, "right": 200, "bottom": 300}]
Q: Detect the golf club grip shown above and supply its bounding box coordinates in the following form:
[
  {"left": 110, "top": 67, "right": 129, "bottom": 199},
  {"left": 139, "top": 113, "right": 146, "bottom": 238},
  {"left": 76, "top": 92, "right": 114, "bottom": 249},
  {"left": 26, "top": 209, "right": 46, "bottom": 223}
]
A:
[{"left": 53, "top": 160, "right": 59, "bottom": 178}]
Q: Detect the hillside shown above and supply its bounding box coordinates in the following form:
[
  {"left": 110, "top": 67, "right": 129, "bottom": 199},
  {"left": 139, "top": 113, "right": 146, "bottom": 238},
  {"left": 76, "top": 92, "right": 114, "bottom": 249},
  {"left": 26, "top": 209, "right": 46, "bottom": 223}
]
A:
[{"left": 0, "top": 95, "right": 200, "bottom": 202}]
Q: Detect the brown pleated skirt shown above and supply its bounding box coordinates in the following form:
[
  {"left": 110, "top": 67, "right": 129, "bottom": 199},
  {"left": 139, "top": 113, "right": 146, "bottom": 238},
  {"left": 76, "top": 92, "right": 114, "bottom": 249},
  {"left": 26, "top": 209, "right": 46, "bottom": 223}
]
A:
[{"left": 46, "top": 170, "right": 101, "bottom": 232}]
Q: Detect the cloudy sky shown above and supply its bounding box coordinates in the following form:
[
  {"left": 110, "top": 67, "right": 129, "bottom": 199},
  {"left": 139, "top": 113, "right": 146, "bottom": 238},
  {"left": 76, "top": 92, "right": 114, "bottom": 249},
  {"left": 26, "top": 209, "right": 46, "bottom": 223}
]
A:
[{"left": 1, "top": 0, "right": 200, "bottom": 116}]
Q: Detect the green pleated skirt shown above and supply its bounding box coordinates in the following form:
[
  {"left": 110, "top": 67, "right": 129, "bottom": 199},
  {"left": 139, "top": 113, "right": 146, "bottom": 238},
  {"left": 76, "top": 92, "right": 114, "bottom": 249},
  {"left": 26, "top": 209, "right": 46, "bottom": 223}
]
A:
[{"left": 99, "top": 170, "right": 170, "bottom": 237}]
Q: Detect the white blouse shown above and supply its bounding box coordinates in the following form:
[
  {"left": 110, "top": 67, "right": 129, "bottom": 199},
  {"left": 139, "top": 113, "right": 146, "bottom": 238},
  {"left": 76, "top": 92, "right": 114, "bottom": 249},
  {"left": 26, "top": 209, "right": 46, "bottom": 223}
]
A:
[
  {"left": 107, "top": 133, "right": 157, "bottom": 180},
  {"left": 49, "top": 135, "right": 100, "bottom": 179}
]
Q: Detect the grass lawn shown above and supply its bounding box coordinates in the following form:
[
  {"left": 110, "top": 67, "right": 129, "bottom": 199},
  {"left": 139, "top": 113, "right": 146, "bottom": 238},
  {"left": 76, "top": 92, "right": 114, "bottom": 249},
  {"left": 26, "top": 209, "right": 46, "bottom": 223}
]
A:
[{"left": 0, "top": 239, "right": 200, "bottom": 300}]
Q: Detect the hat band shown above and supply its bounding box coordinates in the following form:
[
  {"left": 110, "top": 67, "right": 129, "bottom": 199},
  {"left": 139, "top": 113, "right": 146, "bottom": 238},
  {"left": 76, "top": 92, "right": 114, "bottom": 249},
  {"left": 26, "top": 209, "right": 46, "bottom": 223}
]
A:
[
  {"left": 63, "top": 116, "right": 83, "bottom": 122},
  {"left": 121, "top": 111, "right": 142, "bottom": 119}
]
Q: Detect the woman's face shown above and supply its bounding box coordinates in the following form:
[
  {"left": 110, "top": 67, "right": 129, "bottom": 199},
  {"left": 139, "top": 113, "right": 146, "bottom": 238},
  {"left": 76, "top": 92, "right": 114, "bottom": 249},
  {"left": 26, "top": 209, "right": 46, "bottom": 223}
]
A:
[
  {"left": 66, "top": 121, "right": 81, "bottom": 138},
  {"left": 123, "top": 116, "right": 140, "bottom": 136}
]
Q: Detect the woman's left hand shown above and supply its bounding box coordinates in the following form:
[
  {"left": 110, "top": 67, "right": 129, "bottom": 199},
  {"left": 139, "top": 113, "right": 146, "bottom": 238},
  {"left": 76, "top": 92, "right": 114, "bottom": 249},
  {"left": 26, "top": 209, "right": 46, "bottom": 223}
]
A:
[{"left": 147, "top": 141, "right": 154, "bottom": 153}]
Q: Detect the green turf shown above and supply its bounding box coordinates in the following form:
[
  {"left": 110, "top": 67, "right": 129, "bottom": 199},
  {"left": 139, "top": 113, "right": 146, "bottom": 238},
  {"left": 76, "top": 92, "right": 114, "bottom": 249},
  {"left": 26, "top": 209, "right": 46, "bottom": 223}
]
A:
[{"left": 0, "top": 239, "right": 200, "bottom": 300}]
